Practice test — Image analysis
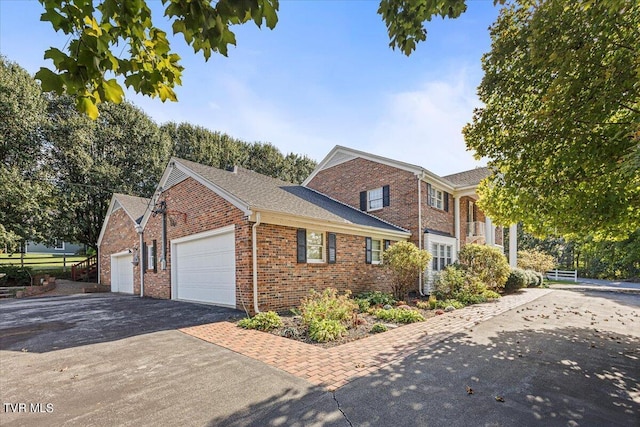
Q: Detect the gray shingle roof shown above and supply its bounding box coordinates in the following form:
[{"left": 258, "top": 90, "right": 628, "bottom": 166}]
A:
[
  {"left": 443, "top": 167, "right": 491, "bottom": 187},
  {"left": 114, "top": 193, "right": 151, "bottom": 224},
  {"left": 173, "top": 158, "right": 407, "bottom": 233}
]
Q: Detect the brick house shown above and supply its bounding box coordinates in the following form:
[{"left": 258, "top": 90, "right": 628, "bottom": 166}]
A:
[
  {"left": 98, "top": 146, "right": 513, "bottom": 312},
  {"left": 304, "top": 146, "right": 509, "bottom": 293},
  {"left": 98, "top": 157, "right": 409, "bottom": 313}
]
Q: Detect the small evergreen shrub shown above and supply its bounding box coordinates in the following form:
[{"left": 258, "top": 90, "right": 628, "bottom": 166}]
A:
[
  {"left": 374, "top": 308, "right": 425, "bottom": 323},
  {"left": 308, "top": 319, "right": 347, "bottom": 342},
  {"left": 356, "top": 290, "right": 396, "bottom": 306},
  {"left": 371, "top": 323, "right": 388, "bottom": 333},
  {"left": 237, "top": 311, "right": 283, "bottom": 331},
  {"left": 505, "top": 268, "right": 528, "bottom": 292}
]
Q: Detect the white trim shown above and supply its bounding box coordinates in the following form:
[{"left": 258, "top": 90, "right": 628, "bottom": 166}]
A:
[
  {"left": 303, "top": 145, "right": 455, "bottom": 191},
  {"left": 306, "top": 230, "right": 326, "bottom": 263},
  {"left": 170, "top": 224, "right": 236, "bottom": 246},
  {"left": 423, "top": 233, "right": 458, "bottom": 293},
  {"left": 249, "top": 210, "right": 411, "bottom": 241}
]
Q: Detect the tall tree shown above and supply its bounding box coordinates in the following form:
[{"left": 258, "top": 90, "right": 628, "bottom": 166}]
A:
[
  {"left": 464, "top": 0, "right": 640, "bottom": 239},
  {"left": 0, "top": 57, "right": 52, "bottom": 250},
  {"left": 47, "top": 96, "right": 171, "bottom": 249}
]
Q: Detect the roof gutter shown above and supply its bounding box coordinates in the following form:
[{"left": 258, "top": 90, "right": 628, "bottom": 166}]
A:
[
  {"left": 135, "top": 224, "right": 144, "bottom": 297},
  {"left": 252, "top": 212, "right": 261, "bottom": 314}
]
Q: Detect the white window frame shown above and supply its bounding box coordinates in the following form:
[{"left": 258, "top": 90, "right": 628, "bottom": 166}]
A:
[
  {"left": 371, "top": 239, "right": 383, "bottom": 264},
  {"left": 53, "top": 240, "right": 65, "bottom": 251},
  {"left": 306, "top": 230, "right": 326, "bottom": 263},
  {"left": 367, "top": 187, "right": 384, "bottom": 211},
  {"left": 147, "top": 243, "right": 155, "bottom": 271},
  {"left": 431, "top": 243, "right": 453, "bottom": 272},
  {"left": 429, "top": 187, "right": 444, "bottom": 210}
]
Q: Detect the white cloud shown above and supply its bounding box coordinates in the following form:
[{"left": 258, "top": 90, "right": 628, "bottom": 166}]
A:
[{"left": 364, "top": 71, "right": 485, "bottom": 175}]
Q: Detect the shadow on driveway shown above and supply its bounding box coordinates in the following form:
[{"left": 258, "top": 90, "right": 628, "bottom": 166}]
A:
[{"left": 0, "top": 294, "right": 242, "bottom": 353}]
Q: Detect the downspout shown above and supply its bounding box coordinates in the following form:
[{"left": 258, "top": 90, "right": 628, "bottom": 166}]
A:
[
  {"left": 417, "top": 175, "right": 423, "bottom": 296},
  {"left": 136, "top": 224, "right": 144, "bottom": 297},
  {"left": 252, "top": 212, "right": 261, "bottom": 314}
]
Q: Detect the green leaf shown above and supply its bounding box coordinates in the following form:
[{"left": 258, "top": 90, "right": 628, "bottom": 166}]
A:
[
  {"left": 102, "top": 79, "right": 124, "bottom": 103},
  {"left": 76, "top": 96, "right": 99, "bottom": 119},
  {"left": 35, "top": 67, "right": 64, "bottom": 94}
]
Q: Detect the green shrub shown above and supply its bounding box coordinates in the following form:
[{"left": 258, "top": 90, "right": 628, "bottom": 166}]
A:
[
  {"left": 458, "top": 244, "right": 510, "bottom": 292},
  {"left": 434, "top": 264, "right": 467, "bottom": 300},
  {"left": 522, "top": 269, "right": 538, "bottom": 287},
  {"left": 415, "top": 300, "right": 430, "bottom": 310},
  {"left": 308, "top": 319, "right": 347, "bottom": 342},
  {"left": 356, "top": 290, "right": 396, "bottom": 306},
  {"left": 354, "top": 298, "right": 371, "bottom": 313},
  {"left": 237, "top": 311, "right": 283, "bottom": 331},
  {"left": 371, "top": 323, "right": 388, "bottom": 333},
  {"left": 300, "top": 288, "right": 357, "bottom": 325},
  {"left": 382, "top": 241, "right": 431, "bottom": 300},
  {"left": 433, "top": 299, "right": 465, "bottom": 309},
  {"left": 505, "top": 268, "right": 528, "bottom": 292},
  {"left": 482, "top": 289, "right": 501, "bottom": 300},
  {"left": 517, "top": 250, "right": 556, "bottom": 273},
  {"left": 374, "top": 308, "right": 425, "bottom": 323},
  {"left": 0, "top": 265, "right": 33, "bottom": 286}
]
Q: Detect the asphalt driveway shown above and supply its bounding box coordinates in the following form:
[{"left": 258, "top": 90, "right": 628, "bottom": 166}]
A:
[{"left": 0, "top": 294, "right": 242, "bottom": 353}]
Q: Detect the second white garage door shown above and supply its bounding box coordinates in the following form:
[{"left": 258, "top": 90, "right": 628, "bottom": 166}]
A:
[
  {"left": 172, "top": 226, "right": 236, "bottom": 307},
  {"left": 111, "top": 252, "right": 134, "bottom": 294}
]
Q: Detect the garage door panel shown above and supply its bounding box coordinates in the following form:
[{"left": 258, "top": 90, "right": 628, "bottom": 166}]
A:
[
  {"left": 111, "top": 253, "right": 133, "bottom": 294},
  {"left": 174, "top": 229, "right": 236, "bottom": 307}
]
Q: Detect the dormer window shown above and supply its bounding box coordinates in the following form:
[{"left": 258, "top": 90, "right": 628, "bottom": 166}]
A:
[{"left": 360, "top": 185, "right": 390, "bottom": 212}]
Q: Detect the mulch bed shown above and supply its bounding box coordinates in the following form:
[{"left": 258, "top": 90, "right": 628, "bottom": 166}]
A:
[{"left": 266, "top": 308, "right": 438, "bottom": 348}]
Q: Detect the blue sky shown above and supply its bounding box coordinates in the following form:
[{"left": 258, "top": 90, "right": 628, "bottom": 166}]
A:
[{"left": 0, "top": 1, "right": 500, "bottom": 175}]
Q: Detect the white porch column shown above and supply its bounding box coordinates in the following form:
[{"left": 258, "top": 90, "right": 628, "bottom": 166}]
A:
[
  {"left": 454, "top": 196, "right": 460, "bottom": 253},
  {"left": 485, "top": 216, "right": 494, "bottom": 246},
  {"left": 509, "top": 223, "right": 518, "bottom": 267}
]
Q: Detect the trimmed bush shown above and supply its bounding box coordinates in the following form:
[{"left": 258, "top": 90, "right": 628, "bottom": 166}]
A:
[
  {"left": 505, "top": 268, "right": 528, "bottom": 292},
  {"left": 374, "top": 308, "right": 425, "bottom": 323},
  {"left": 237, "top": 311, "right": 282, "bottom": 331},
  {"left": 458, "top": 244, "right": 510, "bottom": 292},
  {"left": 308, "top": 319, "right": 347, "bottom": 342},
  {"left": 371, "top": 323, "right": 388, "bottom": 333},
  {"left": 433, "top": 264, "right": 467, "bottom": 299},
  {"left": 300, "top": 288, "right": 357, "bottom": 325},
  {"left": 382, "top": 241, "right": 431, "bottom": 300},
  {"left": 356, "top": 290, "right": 396, "bottom": 306}
]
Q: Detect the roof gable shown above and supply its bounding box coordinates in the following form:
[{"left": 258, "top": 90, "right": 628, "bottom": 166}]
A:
[
  {"left": 97, "top": 193, "right": 150, "bottom": 247},
  {"left": 142, "top": 157, "right": 409, "bottom": 236}
]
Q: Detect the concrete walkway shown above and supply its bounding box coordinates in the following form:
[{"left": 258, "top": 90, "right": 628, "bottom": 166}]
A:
[{"left": 181, "top": 288, "right": 552, "bottom": 391}]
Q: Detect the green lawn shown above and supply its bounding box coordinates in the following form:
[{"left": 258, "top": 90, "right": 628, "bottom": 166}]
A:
[{"left": 0, "top": 253, "right": 87, "bottom": 270}]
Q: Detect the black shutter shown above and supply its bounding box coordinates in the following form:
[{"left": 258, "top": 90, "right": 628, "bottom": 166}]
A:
[
  {"left": 383, "top": 185, "right": 390, "bottom": 207},
  {"left": 152, "top": 239, "right": 157, "bottom": 273},
  {"left": 296, "top": 229, "right": 307, "bottom": 263},
  {"left": 426, "top": 183, "right": 432, "bottom": 206},
  {"left": 365, "top": 237, "right": 372, "bottom": 264},
  {"left": 444, "top": 191, "right": 449, "bottom": 212},
  {"left": 142, "top": 242, "right": 147, "bottom": 271},
  {"left": 327, "top": 233, "right": 336, "bottom": 264},
  {"left": 360, "top": 191, "right": 367, "bottom": 211},
  {"left": 384, "top": 240, "right": 391, "bottom": 251}
]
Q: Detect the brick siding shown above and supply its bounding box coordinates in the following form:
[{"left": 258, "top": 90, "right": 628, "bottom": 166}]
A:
[{"left": 98, "top": 209, "right": 141, "bottom": 293}]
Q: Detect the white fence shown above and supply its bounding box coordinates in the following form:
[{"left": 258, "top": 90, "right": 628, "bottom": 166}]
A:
[{"left": 546, "top": 269, "right": 578, "bottom": 282}]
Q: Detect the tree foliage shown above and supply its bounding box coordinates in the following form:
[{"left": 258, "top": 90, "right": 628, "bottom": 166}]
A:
[
  {"left": 383, "top": 241, "right": 431, "bottom": 299},
  {"left": 517, "top": 249, "right": 556, "bottom": 274},
  {"left": 0, "top": 57, "right": 53, "bottom": 250},
  {"left": 464, "top": 0, "right": 640, "bottom": 240},
  {"left": 36, "top": 0, "right": 279, "bottom": 118}
]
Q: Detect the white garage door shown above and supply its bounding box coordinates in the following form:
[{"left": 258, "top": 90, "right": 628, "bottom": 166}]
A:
[
  {"left": 172, "top": 227, "right": 236, "bottom": 307},
  {"left": 111, "top": 253, "right": 134, "bottom": 294}
]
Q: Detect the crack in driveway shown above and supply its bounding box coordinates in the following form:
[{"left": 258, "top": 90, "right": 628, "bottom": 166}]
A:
[{"left": 332, "top": 391, "right": 353, "bottom": 427}]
